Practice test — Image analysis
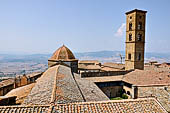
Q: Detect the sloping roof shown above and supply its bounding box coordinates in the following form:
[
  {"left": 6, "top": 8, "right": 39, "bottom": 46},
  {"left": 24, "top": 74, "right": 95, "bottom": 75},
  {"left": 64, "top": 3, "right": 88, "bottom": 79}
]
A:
[
  {"left": 0, "top": 98, "right": 167, "bottom": 113},
  {"left": 78, "top": 64, "right": 101, "bottom": 70},
  {"left": 0, "top": 78, "right": 14, "bottom": 88},
  {"left": 83, "top": 75, "right": 123, "bottom": 83},
  {"left": 23, "top": 65, "right": 84, "bottom": 105},
  {"left": 23, "top": 66, "right": 59, "bottom": 105},
  {"left": 74, "top": 73, "right": 109, "bottom": 102},
  {"left": 102, "top": 62, "right": 125, "bottom": 70},
  {"left": 6, "top": 83, "right": 35, "bottom": 104},
  {"left": 54, "top": 98, "right": 167, "bottom": 113},
  {"left": 54, "top": 65, "right": 84, "bottom": 104},
  {"left": 49, "top": 45, "right": 77, "bottom": 61},
  {"left": 0, "top": 105, "right": 50, "bottom": 113},
  {"left": 123, "top": 70, "right": 170, "bottom": 86},
  {"left": 79, "top": 60, "right": 100, "bottom": 64},
  {"left": 126, "top": 9, "right": 147, "bottom": 15}
]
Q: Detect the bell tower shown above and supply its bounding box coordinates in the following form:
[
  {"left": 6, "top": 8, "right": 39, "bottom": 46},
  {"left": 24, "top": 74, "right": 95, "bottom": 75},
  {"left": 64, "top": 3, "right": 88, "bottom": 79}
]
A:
[{"left": 125, "top": 9, "right": 147, "bottom": 70}]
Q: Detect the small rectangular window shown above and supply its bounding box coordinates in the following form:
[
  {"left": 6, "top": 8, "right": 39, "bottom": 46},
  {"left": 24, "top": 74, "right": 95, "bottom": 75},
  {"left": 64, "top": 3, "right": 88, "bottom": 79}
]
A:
[
  {"left": 129, "top": 23, "right": 132, "bottom": 30},
  {"left": 129, "top": 34, "right": 132, "bottom": 41},
  {"left": 137, "top": 34, "right": 142, "bottom": 41},
  {"left": 138, "top": 22, "right": 142, "bottom": 30},
  {"left": 138, "top": 53, "right": 141, "bottom": 60},
  {"left": 128, "top": 54, "right": 131, "bottom": 60}
]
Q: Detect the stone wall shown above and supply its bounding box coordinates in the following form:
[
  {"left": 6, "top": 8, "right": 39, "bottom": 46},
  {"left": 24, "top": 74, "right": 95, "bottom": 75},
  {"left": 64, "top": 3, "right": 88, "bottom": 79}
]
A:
[
  {"left": 81, "top": 71, "right": 131, "bottom": 78},
  {"left": 137, "top": 85, "right": 169, "bottom": 98},
  {"left": 0, "top": 84, "right": 14, "bottom": 96},
  {"left": 99, "top": 86, "right": 123, "bottom": 98}
]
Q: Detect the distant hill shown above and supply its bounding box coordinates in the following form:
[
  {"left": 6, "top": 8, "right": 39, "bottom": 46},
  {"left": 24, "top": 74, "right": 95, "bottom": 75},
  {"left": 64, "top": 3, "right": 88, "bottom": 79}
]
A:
[
  {"left": 0, "top": 51, "right": 170, "bottom": 77},
  {"left": 0, "top": 51, "right": 170, "bottom": 63}
]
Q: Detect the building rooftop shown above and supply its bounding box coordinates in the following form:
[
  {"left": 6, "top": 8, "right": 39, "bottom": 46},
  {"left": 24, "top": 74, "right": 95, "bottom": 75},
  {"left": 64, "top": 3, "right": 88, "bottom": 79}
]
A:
[
  {"left": 78, "top": 64, "right": 101, "bottom": 70},
  {"left": 74, "top": 73, "right": 109, "bottom": 102},
  {"left": 102, "top": 62, "right": 125, "bottom": 71},
  {"left": 0, "top": 78, "right": 14, "bottom": 88},
  {"left": 83, "top": 75, "right": 123, "bottom": 83},
  {"left": 6, "top": 83, "right": 35, "bottom": 104},
  {"left": 125, "top": 9, "right": 147, "bottom": 15},
  {"left": 0, "top": 98, "right": 167, "bottom": 113},
  {"left": 79, "top": 60, "right": 100, "bottom": 64},
  {"left": 123, "top": 69, "right": 170, "bottom": 86},
  {"left": 49, "top": 45, "right": 77, "bottom": 61},
  {"left": 53, "top": 98, "right": 167, "bottom": 113}
]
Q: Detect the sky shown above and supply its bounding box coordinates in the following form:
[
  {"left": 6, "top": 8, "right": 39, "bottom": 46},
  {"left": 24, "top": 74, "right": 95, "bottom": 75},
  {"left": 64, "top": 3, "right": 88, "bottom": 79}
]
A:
[{"left": 0, "top": 0, "right": 170, "bottom": 54}]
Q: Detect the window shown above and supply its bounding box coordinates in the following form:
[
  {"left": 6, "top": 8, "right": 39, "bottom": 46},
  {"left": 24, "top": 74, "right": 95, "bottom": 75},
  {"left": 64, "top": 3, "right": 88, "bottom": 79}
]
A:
[
  {"left": 128, "top": 54, "right": 131, "bottom": 60},
  {"left": 129, "top": 34, "right": 132, "bottom": 41},
  {"left": 138, "top": 22, "right": 142, "bottom": 30},
  {"left": 129, "top": 23, "right": 132, "bottom": 30},
  {"left": 130, "top": 16, "right": 132, "bottom": 19},
  {"left": 137, "top": 34, "right": 142, "bottom": 41},
  {"left": 139, "top": 16, "right": 142, "bottom": 19},
  {"left": 138, "top": 53, "right": 141, "bottom": 60}
]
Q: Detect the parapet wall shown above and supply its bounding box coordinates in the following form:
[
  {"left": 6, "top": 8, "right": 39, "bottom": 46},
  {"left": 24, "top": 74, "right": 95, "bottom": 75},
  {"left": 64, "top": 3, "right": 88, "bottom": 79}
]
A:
[{"left": 81, "top": 71, "right": 131, "bottom": 78}]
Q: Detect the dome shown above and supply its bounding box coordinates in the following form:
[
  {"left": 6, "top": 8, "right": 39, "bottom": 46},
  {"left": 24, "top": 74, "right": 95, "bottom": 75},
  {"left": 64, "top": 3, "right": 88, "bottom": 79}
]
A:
[{"left": 49, "top": 45, "right": 76, "bottom": 61}]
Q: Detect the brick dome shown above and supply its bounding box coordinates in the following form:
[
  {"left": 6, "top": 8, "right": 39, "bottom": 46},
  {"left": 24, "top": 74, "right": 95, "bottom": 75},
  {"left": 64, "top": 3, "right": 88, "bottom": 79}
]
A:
[{"left": 50, "top": 45, "right": 76, "bottom": 61}]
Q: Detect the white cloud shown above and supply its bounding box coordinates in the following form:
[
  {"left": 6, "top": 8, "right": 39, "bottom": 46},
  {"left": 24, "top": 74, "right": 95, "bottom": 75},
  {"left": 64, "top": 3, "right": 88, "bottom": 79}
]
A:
[{"left": 114, "top": 23, "right": 126, "bottom": 37}]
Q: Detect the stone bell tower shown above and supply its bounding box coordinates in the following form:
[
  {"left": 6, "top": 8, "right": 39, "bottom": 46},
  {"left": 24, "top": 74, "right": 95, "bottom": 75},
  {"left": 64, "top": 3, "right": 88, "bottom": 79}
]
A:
[{"left": 125, "top": 9, "right": 147, "bottom": 70}]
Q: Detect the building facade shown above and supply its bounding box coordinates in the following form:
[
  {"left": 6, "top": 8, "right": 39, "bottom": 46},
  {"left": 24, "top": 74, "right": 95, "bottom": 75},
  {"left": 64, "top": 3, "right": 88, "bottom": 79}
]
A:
[{"left": 125, "top": 9, "right": 147, "bottom": 70}]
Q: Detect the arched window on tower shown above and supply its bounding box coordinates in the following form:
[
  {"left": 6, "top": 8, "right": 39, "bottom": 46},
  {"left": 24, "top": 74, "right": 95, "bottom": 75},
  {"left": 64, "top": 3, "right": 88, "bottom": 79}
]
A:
[
  {"left": 138, "top": 22, "right": 142, "bottom": 30},
  {"left": 129, "top": 23, "right": 132, "bottom": 30},
  {"left": 137, "top": 34, "right": 142, "bottom": 41},
  {"left": 129, "top": 34, "right": 132, "bottom": 41}
]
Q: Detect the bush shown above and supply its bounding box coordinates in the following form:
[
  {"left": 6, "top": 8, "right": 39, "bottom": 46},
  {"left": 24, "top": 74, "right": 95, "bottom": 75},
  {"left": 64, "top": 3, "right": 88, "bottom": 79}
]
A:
[{"left": 122, "top": 94, "right": 128, "bottom": 99}]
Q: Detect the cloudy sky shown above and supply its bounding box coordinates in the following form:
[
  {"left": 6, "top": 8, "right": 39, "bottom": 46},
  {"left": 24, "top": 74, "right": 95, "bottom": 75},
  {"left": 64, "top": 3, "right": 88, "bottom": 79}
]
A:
[{"left": 0, "top": 0, "right": 170, "bottom": 54}]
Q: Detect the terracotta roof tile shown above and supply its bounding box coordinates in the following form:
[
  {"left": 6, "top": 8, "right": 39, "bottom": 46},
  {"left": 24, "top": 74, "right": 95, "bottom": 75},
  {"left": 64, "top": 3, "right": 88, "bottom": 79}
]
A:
[
  {"left": 0, "top": 78, "right": 14, "bottom": 88},
  {"left": 78, "top": 64, "right": 101, "bottom": 70},
  {"left": 0, "top": 105, "right": 50, "bottom": 113},
  {"left": 54, "top": 98, "right": 167, "bottom": 113},
  {"left": 49, "top": 45, "right": 77, "bottom": 61},
  {"left": 123, "top": 70, "right": 170, "bottom": 86}
]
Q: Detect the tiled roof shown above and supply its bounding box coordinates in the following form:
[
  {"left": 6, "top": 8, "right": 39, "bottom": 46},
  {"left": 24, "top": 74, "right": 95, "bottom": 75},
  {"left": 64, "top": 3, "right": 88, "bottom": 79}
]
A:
[
  {"left": 83, "top": 75, "right": 123, "bottom": 83},
  {"left": 74, "top": 73, "right": 109, "bottom": 102},
  {"left": 0, "top": 98, "right": 167, "bottom": 113},
  {"left": 23, "top": 65, "right": 84, "bottom": 105},
  {"left": 123, "top": 69, "right": 170, "bottom": 86},
  {"left": 79, "top": 60, "right": 100, "bottom": 64},
  {"left": 101, "top": 67, "right": 121, "bottom": 71},
  {"left": 6, "top": 83, "right": 35, "bottom": 104},
  {"left": 49, "top": 45, "right": 77, "bottom": 61},
  {"left": 155, "top": 89, "right": 170, "bottom": 112},
  {"left": 23, "top": 66, "right": 58, "bottom": 105},
  {"left": 78, "top": 64, "right": 101, "bottom": 70},
  {"left": 102, "top": 62, "right": 125, "bottom": 70},
  {"left": 54, "top": 65, "right": 84, "bottom": 104},
  {"left": 0, "top": 78, "right": 14, "bottom": 88},
  {"left": 0, "top": 105, "right": 50, "bottom": 113},
  {"left": 54, "top": 98, "right": 167, "bottom": 113}
]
